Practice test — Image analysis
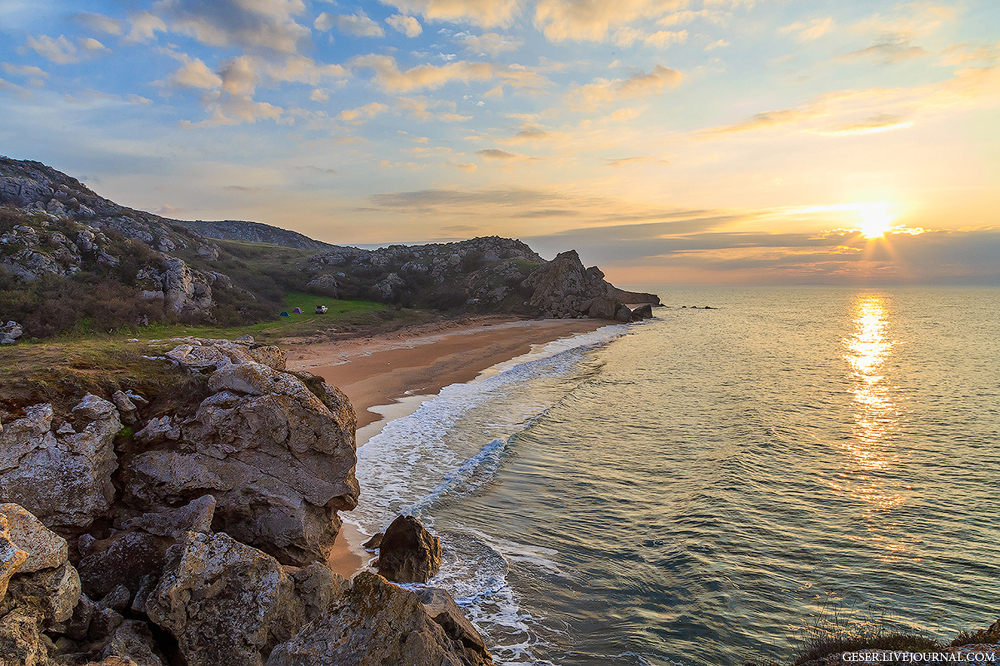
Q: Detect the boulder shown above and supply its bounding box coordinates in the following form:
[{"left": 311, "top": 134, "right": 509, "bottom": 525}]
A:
[
  {"left": 1, "top": 515, "right": 29, "bottom": 600},
  {"left": 0, "top": 320, "right": 23, "bottom": 345},
  {"left": 630, "top": 303, "right": 653, "bottom": 321},
  {"left": 290, "top": 563, "right": 349, "bottom": 623},
  {"left": 5, "top": 562, "right": 82, "bottom": 624},
  {"left": 122, "top": 356, "right": 359, "bottom": 566},
  {"left": 377, "top": 515, "right": 442, "bottom": 584},
  {"left": 585, "top": 296, "right": 623, "bottom": 320},
  {"left": 0, "top": 396, "right": 120, "bottom": 529},
  {"left": 146, "top": 531, "right": 306, "bottom": 666},
  {"left": 265, "top": 572, "right": 493, "bottom": 666},
  {"left": 614, "top": 305, "right": 633, "bottom": 323},
  {"left": 0, "top": 504, "right": 68, "bottom": 573}
]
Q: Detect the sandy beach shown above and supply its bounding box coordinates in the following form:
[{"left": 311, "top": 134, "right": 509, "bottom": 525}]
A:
[{"left": 284, "top": 316, "right": 607, "bottom": 577}]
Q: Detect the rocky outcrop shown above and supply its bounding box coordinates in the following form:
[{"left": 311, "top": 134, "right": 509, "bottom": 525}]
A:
[
  {"left": 0, "top": 396, "right": 120, "bottom": 530},
  {"left": 0, "top": 515, "right": 28, "bottom": 601},
  {"left": 0, "top": 320, "right": 22, "bottom": 345},
  {"left": 377, "top": 515, "right": 442, "bottom": 584},
  {"left": 266, "top": 572, "right": 492, "bottom": 666},
  {"left": 122, "top": 338, "right": 358, "bottom": 566},
  {"left": 520, "top": 249, "right": 659, "bottom": 320},
  {"left": 146, "top": 531, "right": 307, "bottom": 666}
]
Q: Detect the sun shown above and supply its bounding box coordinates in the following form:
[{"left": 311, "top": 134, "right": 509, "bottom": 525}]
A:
[{"left": 858, "top": 203, "right": 895, "bottom": 239}]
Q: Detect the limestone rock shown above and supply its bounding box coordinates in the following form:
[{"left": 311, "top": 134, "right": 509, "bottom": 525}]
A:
[
  {"left": 0, "top": 607, "right": 51, "bottom": 666},
  {"left": 377, "top": 515, "right": 442, "bottom": 584},
  {"left": 59, "top": 593, "right": 96, "bottom": 641},
  {"left": 162, "top": 257, "right": 213, "bottom": 314},
  {"left": 1, "top": 515, "right": 29, "bottom": 601},
  {"left": 0, "top": 397, "right": 120, "bottom": 529},
  {"left": 133, "top": 416, "right": 181, "bottom": 446},
  {"left": 111, "top": 391, "right": 138, "bottom": 425},
  {"left": 123, "top": 357, "right": 359, "bottom": 566},
  {"left": 265, "top": 572, "right": 493, "bottom": 666},
  {"left": 146, "top": 531, "right": 305, "bottom": 666},
  {"left": 417, "top": 587, "right": 488, "bottom": 652},
  {"left": 121, "top": 495, "right": 216, "bottom": 538},
  {"left": 0, "top": 505, "right": 68, "bottom": 573},
  {"left": 6, "top": 562, "right": 82, "bottom": 624},
  {"left": 0, "top": 320, "right": 23, "bottom": 345}
]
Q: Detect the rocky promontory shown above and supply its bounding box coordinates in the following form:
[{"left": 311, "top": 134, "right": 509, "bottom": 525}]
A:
[
  {"left": 0, "top": 336, "right": 493, "bottom": 665},
  {"left": 2, "top": 155, "right": 660, "bottom": 341}
]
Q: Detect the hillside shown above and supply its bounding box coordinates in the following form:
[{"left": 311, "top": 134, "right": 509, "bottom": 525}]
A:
[{"left": 0, "top": 156, "right": 659, "bottom": 340}]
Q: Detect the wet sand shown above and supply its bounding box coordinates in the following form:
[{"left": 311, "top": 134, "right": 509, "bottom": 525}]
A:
[{"left": 284, "top": 317, "right": 607, "bottom": 577}]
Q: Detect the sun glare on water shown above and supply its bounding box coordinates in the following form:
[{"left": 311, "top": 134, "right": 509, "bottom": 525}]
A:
[{"left": 858, "top": 203, "right": 895, "bottom": 239}]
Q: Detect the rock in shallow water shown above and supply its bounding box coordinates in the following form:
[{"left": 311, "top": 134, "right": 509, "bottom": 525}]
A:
[{"left": 377, "top": 515, "right": 442, "bottom": 584}]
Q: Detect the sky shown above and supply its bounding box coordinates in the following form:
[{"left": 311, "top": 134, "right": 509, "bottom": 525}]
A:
[{"left": 1, "top": 0, "right": 998, "bottom": 286}]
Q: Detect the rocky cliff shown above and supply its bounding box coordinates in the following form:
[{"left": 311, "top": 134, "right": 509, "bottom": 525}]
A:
[
  {"left": 176, "top": 219, "right": 333, "bottom": 251},
  {"left": 0, "top": 336, "right": 493, "bottom": 665}
]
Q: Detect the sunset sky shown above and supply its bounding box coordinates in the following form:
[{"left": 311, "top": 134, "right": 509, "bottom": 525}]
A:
[{"left": 1, "top": 0, "right": 998, "bottom": 285}]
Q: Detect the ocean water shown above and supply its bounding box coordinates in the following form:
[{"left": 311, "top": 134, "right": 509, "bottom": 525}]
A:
[{"left": 348, "top": 287, "right": 1000, "bottom": 666}]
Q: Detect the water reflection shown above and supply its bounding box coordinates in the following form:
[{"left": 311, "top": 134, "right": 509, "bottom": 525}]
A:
[{"left": 838, "top": 295, "right": 906, "bottom": 555}]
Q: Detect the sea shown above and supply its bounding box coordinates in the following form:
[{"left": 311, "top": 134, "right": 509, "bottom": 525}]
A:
[{"left": 345, "top": 287, "right": 1000, "bottom": 666}]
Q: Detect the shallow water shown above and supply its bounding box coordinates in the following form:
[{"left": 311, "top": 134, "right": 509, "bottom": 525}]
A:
[{"left": 349, "top": 287, "right": 1000, "bottom": 666}]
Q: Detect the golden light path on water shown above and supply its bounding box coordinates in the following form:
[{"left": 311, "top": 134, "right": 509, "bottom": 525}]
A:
[{"left": 836, "top": 295, "right": 908, "bottom": 560}]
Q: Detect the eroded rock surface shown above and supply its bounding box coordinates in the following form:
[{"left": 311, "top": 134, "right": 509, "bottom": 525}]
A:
[
  {"left": 0, "top": 396, "right": 120, "bottom": 529},
  {"left": 122, "top": 340, "right": 358, "bottom": 566},
  {"left": 265, "top": 572, "right": 492, "bottom": 666},
  {"left": 146, "top": 531, "right": 305, "bottom": 666}
]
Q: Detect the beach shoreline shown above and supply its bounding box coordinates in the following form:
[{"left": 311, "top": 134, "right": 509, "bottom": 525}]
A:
[{"left": 285, "top": 316, "right": 608, "bottom": 577}]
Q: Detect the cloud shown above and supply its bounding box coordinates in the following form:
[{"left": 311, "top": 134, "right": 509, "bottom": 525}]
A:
[
  {"left": 71, "top": 13, "right": 124, "bottom": 35},
  {"left": 153, "top": 0, "right": 311, "bottom": 54},
  {"left": 336, "top": 11, "right": 386, "bottom": 38},
  {"left": 454, "top": 163, "right": 477, "bottom": 172},
  {"left": 457, "top": 32, "right": 522, "bottom": 57},
  {"left": 483, "top": 85, "right": 503, "bottom": 98},
  {"left": 182, "top": 94, "right": 283, "bottom": 127},
  {"left": 378, "top": 0, "right": 523, "bottom": 29},
  {"left": 839, "top": 37, "right": 929, "bottom": 65},
  {"left": 79, "top": 38, "right": 112, "bottom": 55},
  {"left": 350, "top": 54, "right": 492, "bottom": 92},
  {"left": 0, "top": 77, "right": 31, "bottom": 98},
  {"left": 340, "top": 101, "right": 389, "bottom": 122},
  {"left": 533, "top": 0, "right": 686, "bottom": 43},
  {"left": 314, "top": 12, "right": 335, "bottom": 31},
  {"left": 124, "top": 11, "right": 168, "bottom": 43},
  {"left": 853, "top": 1, "right": 958, "bottom": 41},
  {"left": 476, "top": 148, "right": 527, "bottom": 160},
  {"left": 310, "top": 88, "right": 329, "bottom": 101},
  {"left": 21, "top": 35, "right": 79, "bottom": 64},
  {"left": 605, "top": 107, "right": 642, "bottom": 122},
  {"left": 219, "top": 56, "right": 258, "bottom": 95},
  {"left": 702, "top": 65, "right": 1000, "bottom": 137},
  {"left": 128, "top": 94, "right": 153, "bottom": 105},
  {"left": 264, "top": 56, "right": 349, "bottom": 84},
  {"left": 568, "top": 64, "right": 683, "bottom": 111},
  {"left": 167, "top": 56, "right": 223, "bottom": 89},
  {"left": 386, "top": 14, "right": 422, "bottom": 37},
  {"left": 705, "top": 39, "right": 728, "bottom": 51},
  {"left": 498, "top": 124, "right": 554, "bottom": 144},
  {"left": 941, "top": 41, "right": 1000, "bottom": 66},
  {"left": 779, "top": 17, "right": 834, "bottom": 41},
  {"left": 2, "top": 63, "right": 48, "bottom": 79},
  {"left": 601, "top": 156, "right": 654, "bottom": 166}
]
